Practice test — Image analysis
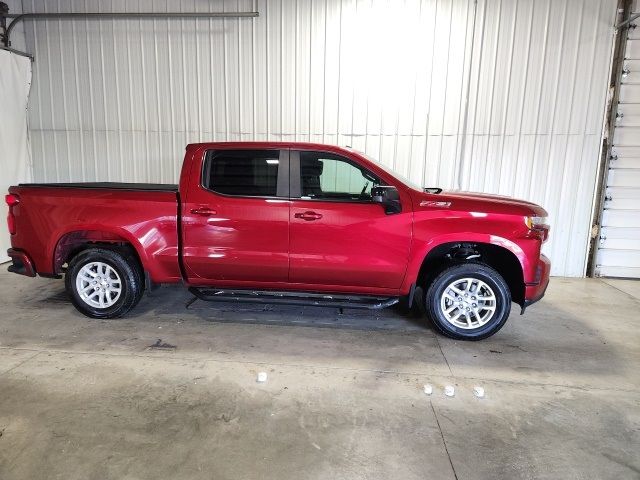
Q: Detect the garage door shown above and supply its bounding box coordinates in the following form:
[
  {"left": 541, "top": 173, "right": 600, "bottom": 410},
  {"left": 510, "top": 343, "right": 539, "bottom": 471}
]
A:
[{"left": 596, "top": 8, "right": 640, "bottom": 278}]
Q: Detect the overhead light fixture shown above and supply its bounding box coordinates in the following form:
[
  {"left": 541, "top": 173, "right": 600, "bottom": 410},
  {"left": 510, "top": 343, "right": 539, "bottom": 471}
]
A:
[{"left": 266, "top": 159, "right": 279, "bottom": 165}]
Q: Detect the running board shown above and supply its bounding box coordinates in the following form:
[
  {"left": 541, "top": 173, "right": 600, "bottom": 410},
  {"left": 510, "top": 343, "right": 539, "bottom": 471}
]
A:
[{"left": 188, "top": 287, "right": 399, "bottom": 310}]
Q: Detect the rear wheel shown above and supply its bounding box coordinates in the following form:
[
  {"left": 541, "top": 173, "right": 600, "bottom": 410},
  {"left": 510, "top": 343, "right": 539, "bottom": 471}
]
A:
[
  {"left": 424, "top": 263, "right": 511, "bottom": 340},
  {"left": 65, "top": 248, "right": 143, "bottom": 318}
]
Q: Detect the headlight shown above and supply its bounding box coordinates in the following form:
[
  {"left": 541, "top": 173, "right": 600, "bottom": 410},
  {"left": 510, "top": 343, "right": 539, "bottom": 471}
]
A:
[{"left": 525, "top": 216, "right": 548, "bottom": 230}]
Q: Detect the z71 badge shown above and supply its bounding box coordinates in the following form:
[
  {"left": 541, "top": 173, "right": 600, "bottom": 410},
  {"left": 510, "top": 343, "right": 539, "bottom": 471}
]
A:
[{"left": 420, "top": 200, "right": 452, "bottom": 208}]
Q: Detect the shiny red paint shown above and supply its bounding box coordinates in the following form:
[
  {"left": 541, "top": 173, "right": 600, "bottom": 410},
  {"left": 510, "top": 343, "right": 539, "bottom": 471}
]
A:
[
  {"left": 401, "top": 188, "right": 548, "bottom": 293},
  {"left": 6, "top": 141, "right": 550, "bottom": 306},
  {"left": 6, "top": 185, "right": 181, "bottom": 282},
  {"left": 526, "top": 254, "right": 551, "bottom": 301},
  {"left": 180, "top": 145, "right": 289, "bottom": 283},
  {"left": 288, "top": 199, "right": 412, "bottom": 289}
]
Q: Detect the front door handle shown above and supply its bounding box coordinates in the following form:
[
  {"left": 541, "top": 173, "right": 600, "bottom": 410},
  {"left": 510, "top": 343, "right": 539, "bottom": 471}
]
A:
[
  {"left": 294, "top": 211, "right": 323, "bottom": 221},
  {"left": 191, "top": 207, "right": 217, "bottom": 216}
]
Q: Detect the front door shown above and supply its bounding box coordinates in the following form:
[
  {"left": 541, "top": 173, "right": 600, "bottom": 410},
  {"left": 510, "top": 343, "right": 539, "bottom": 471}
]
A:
[
  {"left": 288, "top": 150, "right": 412, "bottom": 291},
  {"left": 181, "top": 148, "right": 290, "bottom": 284}
]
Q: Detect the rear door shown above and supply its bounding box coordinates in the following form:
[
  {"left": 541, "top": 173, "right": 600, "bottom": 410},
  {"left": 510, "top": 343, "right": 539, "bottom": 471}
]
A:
[
  {"left": 181, "top": 148, "right": 290, "bottom": 284},
  {"left": 288, "top": 150, "right": 412, "bottom": 291}
]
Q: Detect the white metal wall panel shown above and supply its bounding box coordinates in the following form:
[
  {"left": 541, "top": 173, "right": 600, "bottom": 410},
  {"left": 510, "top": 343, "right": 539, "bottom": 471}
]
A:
[
  {"left": 0, "top": 50, "right": 32, "bottom": 263},
  {"left": 20, "top": 0, "right": 617, "bottom": 276},
  {"left": 596, "top": 3, "right": 640, "bottom": 278}
]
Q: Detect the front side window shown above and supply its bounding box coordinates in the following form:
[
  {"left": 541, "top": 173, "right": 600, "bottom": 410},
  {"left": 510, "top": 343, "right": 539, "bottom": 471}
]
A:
[
  {"left": 203, "top": 150, "right": 280, "bottom": 197},
  {"left": 299, "top": 152, "right": 381, "bottom": 201}
]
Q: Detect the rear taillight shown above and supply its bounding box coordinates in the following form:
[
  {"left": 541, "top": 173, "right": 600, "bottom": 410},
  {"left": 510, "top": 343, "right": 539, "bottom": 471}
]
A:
[
  {"left": 5, "top": 194, "right": 19, "bottom": 235},
  {"left": 6, "top": 194, "right": 19, "bottom": 207}
]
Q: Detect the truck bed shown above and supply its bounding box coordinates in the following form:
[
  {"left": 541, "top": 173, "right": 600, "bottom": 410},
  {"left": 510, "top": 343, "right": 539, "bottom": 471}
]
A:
[
  {"left": 19, "top": 182, "right": 179, "bottom": 192},
  {"left": 8, "top": 183, "right": 181, "bottom": 283}
]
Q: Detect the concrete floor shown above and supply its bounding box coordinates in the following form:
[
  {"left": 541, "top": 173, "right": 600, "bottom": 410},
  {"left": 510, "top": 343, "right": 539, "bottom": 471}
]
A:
[{"left": 0, "top": 269, "right": 639, "bottom": 480}]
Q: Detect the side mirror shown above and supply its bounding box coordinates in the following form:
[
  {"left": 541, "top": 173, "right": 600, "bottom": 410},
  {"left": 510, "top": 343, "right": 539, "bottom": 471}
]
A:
[{"left": 371, "top": 186, "right": 402, "bottom": 215}]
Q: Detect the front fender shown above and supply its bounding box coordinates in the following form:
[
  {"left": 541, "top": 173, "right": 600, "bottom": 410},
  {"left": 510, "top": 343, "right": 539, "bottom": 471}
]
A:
[{"left": 401, "top": 232, "right": 529, "bottom": 294}]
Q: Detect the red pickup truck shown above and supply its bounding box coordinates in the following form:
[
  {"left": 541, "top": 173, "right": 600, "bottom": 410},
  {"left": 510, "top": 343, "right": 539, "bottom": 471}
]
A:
[{"left": 6, "top": 142, "right": 550, "bottom": 340}]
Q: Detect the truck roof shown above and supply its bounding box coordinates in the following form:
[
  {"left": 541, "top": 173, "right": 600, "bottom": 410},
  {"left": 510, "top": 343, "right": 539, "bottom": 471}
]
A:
[{"left": 185, "top": 141, "right": 356, "bottom": 154}]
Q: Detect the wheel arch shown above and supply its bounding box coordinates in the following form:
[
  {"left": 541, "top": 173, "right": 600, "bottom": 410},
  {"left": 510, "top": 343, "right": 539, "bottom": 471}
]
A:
[
  {"left": 52, "top": 228, "right": 146, "bottom": 277},
  {"left": 409, "top": 237, "right": 526, "bottom": 307}
]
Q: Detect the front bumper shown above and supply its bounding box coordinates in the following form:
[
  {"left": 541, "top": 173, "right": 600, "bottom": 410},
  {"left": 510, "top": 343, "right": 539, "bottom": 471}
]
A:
[
  {"left": 521, "top": 254, "right": 550, "bottom": 314},
  {"left": 6, "top": 248, "right": 36, "bottom": 277}
]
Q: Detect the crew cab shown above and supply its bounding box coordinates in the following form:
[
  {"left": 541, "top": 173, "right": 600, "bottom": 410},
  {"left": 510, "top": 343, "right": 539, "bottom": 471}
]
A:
[{"left": 5, "top": 142, "right": 550, "bottom": 340}]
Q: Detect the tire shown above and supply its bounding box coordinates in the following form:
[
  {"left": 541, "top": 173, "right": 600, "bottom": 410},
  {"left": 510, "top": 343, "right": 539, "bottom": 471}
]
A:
[
  {"left": 424, "top": 263, "right": 511, "bottom": 341},
  {"left": 65, "top": 248, "right": 144, "bottom": 319}
]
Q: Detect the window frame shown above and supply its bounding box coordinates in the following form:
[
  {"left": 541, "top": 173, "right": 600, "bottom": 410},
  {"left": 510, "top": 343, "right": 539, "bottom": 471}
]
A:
[
  {"left": 290, "top": 150, "right": 382, "bottom": 203},
  {"left": 200, "top": 149, "right": 290, "bottom": 199}
]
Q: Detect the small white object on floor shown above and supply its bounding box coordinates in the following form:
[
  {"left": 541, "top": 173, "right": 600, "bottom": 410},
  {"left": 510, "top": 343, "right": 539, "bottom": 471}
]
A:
[
  {"left": 444, "top": 385, "right": 455, "bottom": 397},
  {"left": 473, "top": 386, "right": 485, "bottom": 398},
  {"left": 257, "top": 372, "right": 268, "bottom": 383},
  {"left": 423, "top": 384, "right": 433, "bottom": 395}
]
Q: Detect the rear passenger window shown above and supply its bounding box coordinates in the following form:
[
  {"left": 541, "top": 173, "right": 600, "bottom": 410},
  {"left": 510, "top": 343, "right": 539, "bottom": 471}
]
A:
[{"left": 203, "top": 150, "right": 280, "bottom": 197}]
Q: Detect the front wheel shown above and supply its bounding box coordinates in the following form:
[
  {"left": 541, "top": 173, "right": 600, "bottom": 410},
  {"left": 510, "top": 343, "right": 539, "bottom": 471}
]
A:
[
  {"left": 424, "top": 263, "right": 512, "bottom": 341},
  {"left": 65, "top": 248, "right": 143, "bottom": 319}
]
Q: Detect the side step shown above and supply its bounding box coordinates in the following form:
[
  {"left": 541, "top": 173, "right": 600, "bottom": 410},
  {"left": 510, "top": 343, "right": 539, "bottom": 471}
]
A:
[{"left": 188, "top": 287, "right": 399, "bottom": 310}]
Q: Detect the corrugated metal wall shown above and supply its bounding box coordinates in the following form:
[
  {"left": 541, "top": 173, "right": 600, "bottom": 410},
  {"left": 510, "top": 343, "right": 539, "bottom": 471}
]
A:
[{"left": 20, "top": 0, "right": 617, "bottom": 276}]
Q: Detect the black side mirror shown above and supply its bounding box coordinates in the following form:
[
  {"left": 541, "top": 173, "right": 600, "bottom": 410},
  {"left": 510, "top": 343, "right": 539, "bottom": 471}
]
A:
[{"left": 371, "top": 186, "right": 402, "bottom": 215}]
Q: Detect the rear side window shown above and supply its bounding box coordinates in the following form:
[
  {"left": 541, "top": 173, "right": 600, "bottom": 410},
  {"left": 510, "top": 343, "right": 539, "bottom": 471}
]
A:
[{"left": 203, "top": 150, "right": 280, "bottom": 197}]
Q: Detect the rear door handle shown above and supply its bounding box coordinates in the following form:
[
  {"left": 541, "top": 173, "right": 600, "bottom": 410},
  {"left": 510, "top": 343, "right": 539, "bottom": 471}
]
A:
[
  {"left": 294, "top": 211, "right": 323, "bottom": 221},
  {"left": 191, "top": 207, "right": 217, "bottom": 216}
]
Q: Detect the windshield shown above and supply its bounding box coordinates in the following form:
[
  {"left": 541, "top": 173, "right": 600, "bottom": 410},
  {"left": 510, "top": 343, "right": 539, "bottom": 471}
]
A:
[{"left": 359, "top": 152, "right": 423, "bottom": 191}]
